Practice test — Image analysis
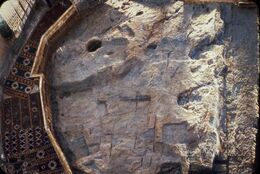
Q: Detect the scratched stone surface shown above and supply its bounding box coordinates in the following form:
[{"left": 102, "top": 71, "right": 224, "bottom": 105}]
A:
[{"left": 46, "top": 0, "right": 258, "bottom": 174}]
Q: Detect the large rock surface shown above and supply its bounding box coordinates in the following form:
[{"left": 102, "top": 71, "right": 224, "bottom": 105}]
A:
[{"left": 49, "top": 1, "right": 258, "bottom": 173}]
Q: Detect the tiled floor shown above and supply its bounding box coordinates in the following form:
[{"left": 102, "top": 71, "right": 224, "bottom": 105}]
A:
[{"left": 1, "top": 1, "right": 71, "bottom": 173}]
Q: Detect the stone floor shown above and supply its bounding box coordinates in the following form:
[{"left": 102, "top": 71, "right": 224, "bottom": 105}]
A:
[
  {"left": 0, "top": 0, "right": 258, "bottom": 174},
  {"left": 48, "top": 1, "right": 258, "bottom": 174}
]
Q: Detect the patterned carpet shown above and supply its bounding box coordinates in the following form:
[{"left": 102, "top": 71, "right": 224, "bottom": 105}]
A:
[{"left": 1, "top": 1, "right": 71, "bottom": 173}]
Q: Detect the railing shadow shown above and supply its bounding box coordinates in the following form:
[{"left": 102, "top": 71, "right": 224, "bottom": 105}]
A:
[{"left": 30, "top": 4, "right": 79, "bottom": 174}]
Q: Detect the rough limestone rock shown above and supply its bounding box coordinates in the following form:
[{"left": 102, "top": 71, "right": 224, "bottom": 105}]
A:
[{"left": 48, "top": 0, "right": 258, "bottom": 173}]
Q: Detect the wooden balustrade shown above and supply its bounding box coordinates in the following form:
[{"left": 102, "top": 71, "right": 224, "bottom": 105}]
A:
[{"left": 30, "top": 5, "right": 79, "bottom": 174}]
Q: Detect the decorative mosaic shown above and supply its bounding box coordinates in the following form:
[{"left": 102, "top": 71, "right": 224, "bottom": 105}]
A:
[{"left": 1, "top": 1, "right": 72, "bottom": 173}]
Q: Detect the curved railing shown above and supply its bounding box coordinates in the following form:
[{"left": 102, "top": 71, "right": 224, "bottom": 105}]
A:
[
  {"left": 31, "top": 5, "right": 78, "bottom": 75},
  {"left": 30, "top": 5, "right": 79, "bottom": 174}
]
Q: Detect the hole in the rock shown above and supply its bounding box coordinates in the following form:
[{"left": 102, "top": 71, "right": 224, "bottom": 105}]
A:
[
  {"left": 189, "top": 163, "right": 212, "bottom": 174},
  {"left": 190, "top": 65, "right": 201, "bottom": 73},
  {"left": 107, "top": 51, "right": 114, "bottom": 55},
  {"left": 147, "top": 42, "right": 157, "bottom": 50},
  {"left": 212, "top": 155, "right": 228, "bottom": 174},
  {"left": 86, "top": 37, "right": 102, "bottom": 52},
  {"left": 157, "top": 162, "right": 182, "bottom": 174},
  {"left": 136, "top": 11, "right": 144, "bottom": 16},
  {"left": 207, "top": 59, "right": 213, "bottom": 65},
  {"left": 61, "top": 91, "right": 71, "bottom": 98},
  {"left": 177, "top": 90, "right": 202, "bottom": 106}
]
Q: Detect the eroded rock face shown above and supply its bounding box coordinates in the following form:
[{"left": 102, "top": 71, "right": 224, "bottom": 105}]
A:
[{"left": 48, "top": 1, "right": 258, "bottom": 173}]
